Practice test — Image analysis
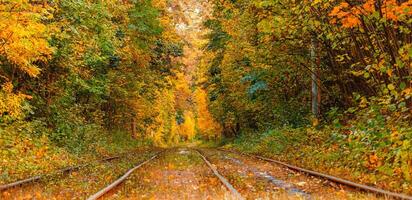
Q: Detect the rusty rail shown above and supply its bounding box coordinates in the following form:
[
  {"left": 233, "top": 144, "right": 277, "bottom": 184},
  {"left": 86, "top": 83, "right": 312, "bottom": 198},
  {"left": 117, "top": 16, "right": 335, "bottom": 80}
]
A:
[
  {"left": 87, "top": 151, "right": 162, "bottom": 200},
  {"left": 219, "top": 148, "right": 412, "bottom": 200},
  {"left": 195, "top": 149, "right": 244, "bottom": 200}
]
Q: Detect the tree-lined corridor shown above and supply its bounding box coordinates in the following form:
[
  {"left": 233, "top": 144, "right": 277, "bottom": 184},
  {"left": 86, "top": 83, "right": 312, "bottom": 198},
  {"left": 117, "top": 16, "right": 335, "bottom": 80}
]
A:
[{"left": 0, "top": 0, "right": 411, "bottom": 199}]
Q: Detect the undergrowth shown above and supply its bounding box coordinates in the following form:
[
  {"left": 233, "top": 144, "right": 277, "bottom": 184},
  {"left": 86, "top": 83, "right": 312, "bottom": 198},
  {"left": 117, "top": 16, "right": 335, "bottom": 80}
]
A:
[
  {"left": 226, "top": 119, "right": 412, "bottom": 195},
  {"left": 0, "top": 121, "right": 151, "bottom": 184}
]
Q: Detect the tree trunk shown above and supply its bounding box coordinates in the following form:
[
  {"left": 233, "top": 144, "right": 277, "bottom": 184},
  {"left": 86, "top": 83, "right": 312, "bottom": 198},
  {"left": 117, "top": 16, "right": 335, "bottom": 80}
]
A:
[{"left": 311, "top": 38, "right": 321, "bottom": 118}]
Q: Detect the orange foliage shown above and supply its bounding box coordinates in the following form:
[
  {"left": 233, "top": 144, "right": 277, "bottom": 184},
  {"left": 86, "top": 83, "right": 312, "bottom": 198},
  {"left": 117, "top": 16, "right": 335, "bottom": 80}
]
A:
[
  {"left": 362, "top": 1, "right": 375, "bottom": 13},
  {"left": 341, "top": 15, "right": 361, "bottom": 28},
  {"left": 329, "top": 0, "right": 412, "bottom": 27}
]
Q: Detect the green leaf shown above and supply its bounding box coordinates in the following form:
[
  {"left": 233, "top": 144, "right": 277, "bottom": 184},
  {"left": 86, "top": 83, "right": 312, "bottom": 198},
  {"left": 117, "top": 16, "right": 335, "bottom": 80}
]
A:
[
  {"left": 409, "top": 47, "right": 412, "bottom": 58},
  {"left": 400, "top": 82, "right": 406, "bottom": 90},
  {"left": 388, "top": 104, "right": 397, "bottom": 111},
  {"left": 398, "top": 102, "right": 406, "bottom": 108}
]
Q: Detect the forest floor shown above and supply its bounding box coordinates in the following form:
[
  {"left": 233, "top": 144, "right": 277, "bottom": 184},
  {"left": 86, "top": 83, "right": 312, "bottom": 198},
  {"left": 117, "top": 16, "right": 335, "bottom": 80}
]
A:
[{"left": 1, "top": 148, "right": 392, "bottom": 200}]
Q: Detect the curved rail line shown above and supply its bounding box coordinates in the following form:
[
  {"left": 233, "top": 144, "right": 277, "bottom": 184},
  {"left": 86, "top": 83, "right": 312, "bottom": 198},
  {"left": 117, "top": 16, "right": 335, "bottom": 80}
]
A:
[
  {"left": 0, "top": 150, "right": 136, "bottom": 191},
  {"left": 219, "top": 148, "right": 412, "bottom": 200},
  {"left": 86, "top": 151, "right": 162, "bottom": 200},
  {"left": 195, "top": 149, "right": 244, "bottom": 200}
]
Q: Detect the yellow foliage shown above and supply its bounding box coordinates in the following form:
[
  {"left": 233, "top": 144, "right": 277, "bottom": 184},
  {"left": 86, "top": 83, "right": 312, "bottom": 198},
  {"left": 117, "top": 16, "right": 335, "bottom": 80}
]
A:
[
  {"left": 194, "top": 88, "right": 222, "bottom": 139},
  {"left": 174, "top": 72, "right": 192, "bottom": 111},
  {"left": 177, "top": 111, "right": 196, "bottom": 141},
  {"left": 0, "top": 82, "right": 28, "bottom": 119},
  {"left": 0, "top": 0, "right": 54, "bottom": 77},
  {"left": 151, "top": 89, "right": 175, "bottom": 146}
]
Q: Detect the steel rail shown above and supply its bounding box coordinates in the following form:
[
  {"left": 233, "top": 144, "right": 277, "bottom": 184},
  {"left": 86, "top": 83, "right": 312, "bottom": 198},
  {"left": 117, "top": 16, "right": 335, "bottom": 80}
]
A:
[
  {"left": 195, "top": 149, "right": 244, "bottom": 200},
  {"left": 86, "top": 152, "right": 161, "bottom": 200},
  {"left": 0, "top": 152, "right": 129, "bottom": 191},
  {"left": 219, "top": 148, "right": 412, "bottom": 200}
]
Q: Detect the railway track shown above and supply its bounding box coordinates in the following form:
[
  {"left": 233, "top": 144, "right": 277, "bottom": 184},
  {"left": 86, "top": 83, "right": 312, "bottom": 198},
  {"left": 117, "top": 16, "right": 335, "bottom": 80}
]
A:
[
  {"left": 218, "top": 148, "right": 412, "bottom": 200},
  {"left": 2, "top": 148, "right": 411, "bottom": 199},
  {"left": 195, "top": 149, "right": 244, "bottom": 200},
  {"left": 1, "top": 149, "right": 163, "bottom": 199},
  {"left": 92, "top": 148, "right": 376, "bottom": 199},
  {"left": 0, "top": 148, "right": 157, "bottom": 195},
  {"left": 87, "top": 152, "right": 162, "bottom": 200},
  {"left": 87, "top": 148, "right": 244, "bottom": 199}
]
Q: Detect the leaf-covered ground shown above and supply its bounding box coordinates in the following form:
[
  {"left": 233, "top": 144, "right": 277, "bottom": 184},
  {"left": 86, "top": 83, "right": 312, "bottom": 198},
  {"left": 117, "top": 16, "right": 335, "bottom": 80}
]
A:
[
  {"left": 1, "top": 149, "right": 158, "bottom": 199},
  {"left": 1, "top": 148, "right": 401, "bottom": 199},
  {"left": 201, "top": 149, "right": 384, "bottom": 200},
  {"left": 108, "top": 148, "right": 233, "bottom": 199},
  {"left": 0, "top": 129, "right": 150, "bottom": 185}
]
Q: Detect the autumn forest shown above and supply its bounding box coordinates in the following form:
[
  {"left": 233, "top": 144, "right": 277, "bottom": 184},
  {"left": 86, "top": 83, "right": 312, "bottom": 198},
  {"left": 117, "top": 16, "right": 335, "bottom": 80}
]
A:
[{"left": 0, "top": 0, "right": 411, "bottom": 199}]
